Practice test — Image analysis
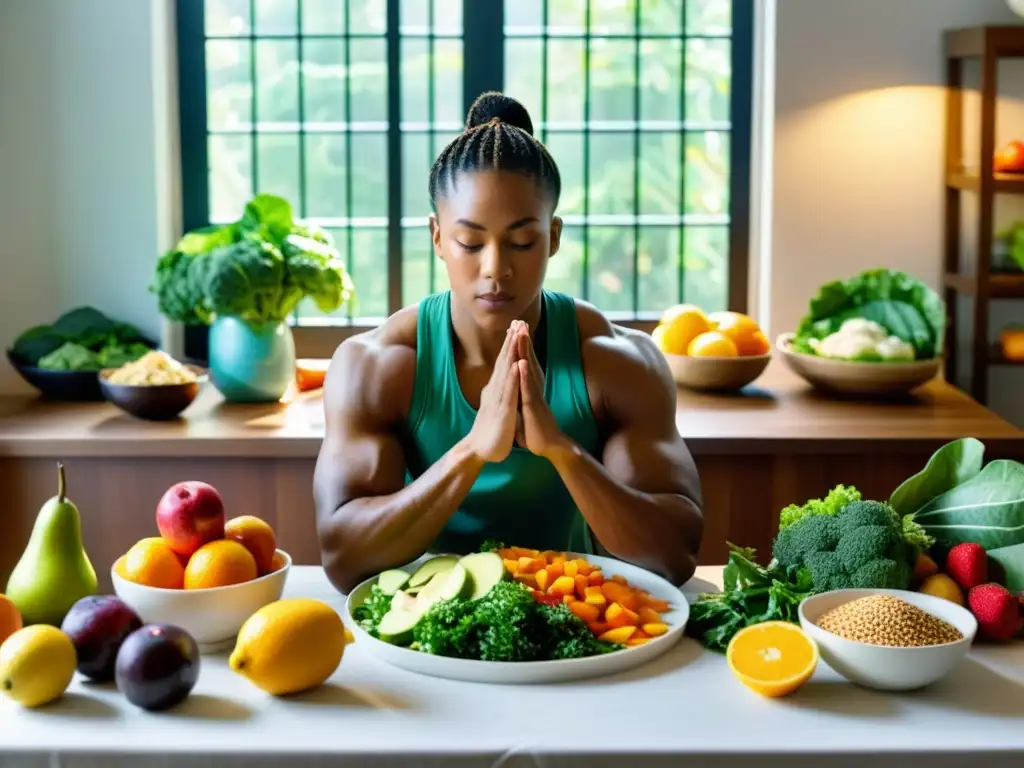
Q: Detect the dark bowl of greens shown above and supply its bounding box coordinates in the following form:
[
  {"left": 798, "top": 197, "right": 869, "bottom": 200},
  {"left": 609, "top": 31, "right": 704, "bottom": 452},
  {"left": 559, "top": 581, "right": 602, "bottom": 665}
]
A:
[{"left": 6, "top": 307, "right": 155, "bottom": 401}]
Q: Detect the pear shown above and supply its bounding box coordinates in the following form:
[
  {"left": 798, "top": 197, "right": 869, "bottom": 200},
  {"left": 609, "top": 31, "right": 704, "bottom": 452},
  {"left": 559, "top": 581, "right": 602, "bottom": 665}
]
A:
[{"left": 5, "top": 462, "right": 98, "bottom": 626}]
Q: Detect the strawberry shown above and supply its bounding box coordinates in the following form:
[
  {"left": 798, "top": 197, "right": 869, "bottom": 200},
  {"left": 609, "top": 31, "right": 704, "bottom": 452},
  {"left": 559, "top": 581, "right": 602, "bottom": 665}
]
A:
[
  {"left": 968, "top": 583, "right": 1023, "bottom": 642},
  {"left": 945, "top": 542, "right": 988, "bottom": 590}
]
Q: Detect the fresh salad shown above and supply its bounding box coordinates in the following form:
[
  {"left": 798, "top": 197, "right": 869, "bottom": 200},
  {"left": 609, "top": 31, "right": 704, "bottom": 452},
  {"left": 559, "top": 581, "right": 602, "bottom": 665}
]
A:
[
  {"left": 351, "top": 544, "right": 674, "bottom": 662},
  {"left": 790, "top": 268, "right": 946, "bottom": 362}
]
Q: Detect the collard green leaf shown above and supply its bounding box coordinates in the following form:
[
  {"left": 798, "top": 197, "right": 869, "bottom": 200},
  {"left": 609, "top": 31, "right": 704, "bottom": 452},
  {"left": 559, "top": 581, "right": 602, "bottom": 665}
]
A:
[
  {"left": 915, "top": 460, "right": 1024, "bottom": 550},
  {"left": 890, "top": 438, "right": 986, "bottom": 517},
  {"left": 988, "top": 543, "right": 1024, "bottom": 593}
]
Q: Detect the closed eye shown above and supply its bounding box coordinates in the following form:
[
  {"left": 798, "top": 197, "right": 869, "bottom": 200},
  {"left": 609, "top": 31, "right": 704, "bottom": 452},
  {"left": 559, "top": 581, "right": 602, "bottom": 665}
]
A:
[
  {"left": 510, "top": 241, "right": 536, "bottom": 251},
  {"left": 456, "top": 241, "right": 483, "bottom": 252}
]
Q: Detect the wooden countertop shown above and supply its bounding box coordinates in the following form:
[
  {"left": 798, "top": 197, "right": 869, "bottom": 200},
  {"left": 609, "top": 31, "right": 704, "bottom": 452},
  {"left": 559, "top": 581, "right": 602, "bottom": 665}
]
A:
[{"left": 0, "top": 361, "right": 1019, "bottom": 459}]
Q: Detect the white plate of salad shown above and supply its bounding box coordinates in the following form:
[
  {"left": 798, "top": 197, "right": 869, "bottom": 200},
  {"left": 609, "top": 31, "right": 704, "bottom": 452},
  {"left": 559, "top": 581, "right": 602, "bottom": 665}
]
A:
[{"left": 345, "top": 545, "right": 689, "bottom": 684}]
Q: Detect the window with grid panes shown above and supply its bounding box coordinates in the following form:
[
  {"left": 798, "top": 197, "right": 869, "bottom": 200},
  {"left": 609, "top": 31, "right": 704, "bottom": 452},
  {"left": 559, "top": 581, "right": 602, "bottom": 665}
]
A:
[{"left": 177, "top": 0, "right": 752, "bottom": 340}]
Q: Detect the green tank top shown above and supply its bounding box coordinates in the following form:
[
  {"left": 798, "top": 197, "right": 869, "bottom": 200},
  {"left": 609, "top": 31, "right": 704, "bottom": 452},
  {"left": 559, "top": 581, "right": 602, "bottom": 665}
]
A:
[{"left": 402, "top": 290, "right": 601, "bottom": 555}]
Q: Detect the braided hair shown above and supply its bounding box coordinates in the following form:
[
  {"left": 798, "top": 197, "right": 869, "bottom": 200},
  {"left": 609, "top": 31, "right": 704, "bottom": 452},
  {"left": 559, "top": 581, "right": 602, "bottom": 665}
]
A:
[{"left": 429, "top": 92, "right": 562, "bottom": 210}]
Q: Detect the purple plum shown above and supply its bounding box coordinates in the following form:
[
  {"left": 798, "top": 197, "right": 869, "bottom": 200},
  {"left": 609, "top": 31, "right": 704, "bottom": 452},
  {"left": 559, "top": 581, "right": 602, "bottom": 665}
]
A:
[
  {"left": 61, "top": 595, "right": 143, "bottom": 681},
  {"left": 115, "top": 624, "right": 200, "bottom": 711}
]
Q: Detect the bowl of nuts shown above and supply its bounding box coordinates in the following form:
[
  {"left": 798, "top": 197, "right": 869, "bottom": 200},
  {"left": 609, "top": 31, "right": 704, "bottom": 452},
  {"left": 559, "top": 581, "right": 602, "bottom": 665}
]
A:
[{"left": 798, "top": 589, "right": 977, "bottom": 691}]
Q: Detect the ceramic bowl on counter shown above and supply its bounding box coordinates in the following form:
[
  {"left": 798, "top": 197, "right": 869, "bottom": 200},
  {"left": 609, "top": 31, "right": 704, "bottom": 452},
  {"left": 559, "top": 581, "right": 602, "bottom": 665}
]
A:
[
  {"left": 111, "top": 549, "right": 291, "bottom": 653},
  {"left": 98, "top": 363, "right": 208, "bottom": 421},
  {"left": 663, "top": 351, "right": 771, "bottom": 393},
  {"left": 6, "top": 348, "right": 107, "bottom": 401},
  {"left": 798, "top": 588, "right": 977, "bottom": 692},
  {"left": 776, "top": 333, "right": 942, "bottom": 396}
]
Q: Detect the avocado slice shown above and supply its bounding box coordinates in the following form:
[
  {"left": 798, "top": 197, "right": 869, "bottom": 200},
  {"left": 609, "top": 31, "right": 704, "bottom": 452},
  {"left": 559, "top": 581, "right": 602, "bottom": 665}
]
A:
[
  {"left": 390, "top": 590, "right": 419, "bottom": 614},
  {"left": 377, "top": 607, "right": 421, "bottom": 645},
  {"left": 458, "top": 551, "right": 505, "bottom": 600},
  {"left": 408, "top": 554, "right": 460, "bottom": 589},
  {"left": 376, "top": 564, "right": 470, "bottom": 646},
  {"left": 377, "top": 569, "right": 411, "bottom": 596},
  {"left": 415, "top": 563, "right": 470, "bottom": 610}
]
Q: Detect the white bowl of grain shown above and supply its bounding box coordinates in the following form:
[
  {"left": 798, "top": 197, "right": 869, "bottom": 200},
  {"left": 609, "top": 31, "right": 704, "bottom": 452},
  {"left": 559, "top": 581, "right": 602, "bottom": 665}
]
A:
[{"left": 798, "top": 589, "right": 978, "bottom": 691}]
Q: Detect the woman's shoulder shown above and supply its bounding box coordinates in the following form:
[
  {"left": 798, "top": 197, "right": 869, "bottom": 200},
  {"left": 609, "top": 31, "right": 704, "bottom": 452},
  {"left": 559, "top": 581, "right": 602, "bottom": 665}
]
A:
[
  {"left": 324, "top": 304, "right": 422, "bottom": 420},
  {"left": 569, "top": 296, "right": 673, "bottom": 391}
]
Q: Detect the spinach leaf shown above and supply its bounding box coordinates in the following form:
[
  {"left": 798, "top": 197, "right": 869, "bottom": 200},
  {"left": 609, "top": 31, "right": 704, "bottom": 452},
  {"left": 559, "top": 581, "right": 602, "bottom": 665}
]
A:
[
  {"left": 10, "top": 325, "right": 67, "bottom": 365},
  {"left": 685, "top": 545, "right": 817, "bottom": 653},
  {"left": 915, "top": 460, "right": 1024, "bottom": 550},
  {"left": 890, "top": 438, "right": 986, "bottom": 517}
]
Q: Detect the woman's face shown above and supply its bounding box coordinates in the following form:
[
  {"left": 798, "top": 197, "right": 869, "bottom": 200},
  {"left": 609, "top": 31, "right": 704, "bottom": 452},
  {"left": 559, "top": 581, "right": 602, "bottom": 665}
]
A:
[{"left": 430, "top": 170, "right": 561, "bottom": 331}]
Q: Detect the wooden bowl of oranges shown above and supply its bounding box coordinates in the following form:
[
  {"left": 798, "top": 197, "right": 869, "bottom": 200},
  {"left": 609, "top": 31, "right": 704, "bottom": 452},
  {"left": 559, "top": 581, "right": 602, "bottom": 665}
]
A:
[
  {"left": 111, "top": 490, "right": 291, "bottom": 653},
  {"left": 652, "top": 305, "right": 771, "bottom": 392}
]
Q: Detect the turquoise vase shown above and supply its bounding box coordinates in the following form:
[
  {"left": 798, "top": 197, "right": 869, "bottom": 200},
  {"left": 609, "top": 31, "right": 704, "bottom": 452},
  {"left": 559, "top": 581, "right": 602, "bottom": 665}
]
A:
[{"left": 208, "top": 316, "right": 295, "bottom": 403}]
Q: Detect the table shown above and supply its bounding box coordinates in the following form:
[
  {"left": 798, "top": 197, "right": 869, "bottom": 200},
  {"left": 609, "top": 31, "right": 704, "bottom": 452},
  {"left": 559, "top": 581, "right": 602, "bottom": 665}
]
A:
[
  {"left": 1, "top": 566, "right": 1022, "bottom": 767},
  {"left": 0, "top": 361, "right": 1020, "bottom": 586}
]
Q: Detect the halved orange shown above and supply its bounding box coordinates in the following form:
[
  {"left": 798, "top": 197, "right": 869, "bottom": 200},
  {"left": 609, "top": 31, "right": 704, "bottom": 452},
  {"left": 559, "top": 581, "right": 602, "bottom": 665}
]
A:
[{"left": 726, "top": 621, "right": 818, "bottom": 697}]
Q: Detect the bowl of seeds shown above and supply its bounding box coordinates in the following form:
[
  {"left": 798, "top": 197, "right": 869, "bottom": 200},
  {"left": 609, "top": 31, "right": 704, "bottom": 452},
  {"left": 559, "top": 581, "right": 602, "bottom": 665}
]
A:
[{"left": 798, "top": 589, "right": 978, "bottom": 691}]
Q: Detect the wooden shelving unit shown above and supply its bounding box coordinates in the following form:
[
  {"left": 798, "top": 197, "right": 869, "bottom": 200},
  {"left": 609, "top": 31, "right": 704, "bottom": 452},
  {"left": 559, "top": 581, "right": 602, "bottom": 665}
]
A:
[{"left": 943, "top": 25, "right": 1024, "bottom": 404}]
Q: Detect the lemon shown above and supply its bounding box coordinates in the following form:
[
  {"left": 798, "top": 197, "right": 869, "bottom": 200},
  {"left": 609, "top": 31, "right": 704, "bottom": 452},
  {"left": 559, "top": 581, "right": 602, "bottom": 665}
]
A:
[
  {"left": 229, "top": 598, "right": 353, "bottom": 696},
  {"left": 651, "top": 324, "right": 668, "bottom": 352},
  {"left": 0, "top": 625, "right": 77, "bottom": 707},
  {"left": 660, "top": 306, "right": 711, "bottom": 355},
  {"left": 688, "top": 331, "right": 739, "bottom": 357}
]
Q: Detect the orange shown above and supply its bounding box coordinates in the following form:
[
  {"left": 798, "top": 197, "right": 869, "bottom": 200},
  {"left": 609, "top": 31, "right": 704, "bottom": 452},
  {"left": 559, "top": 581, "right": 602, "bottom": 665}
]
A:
[
  {"left": 269, "top": 552, "right": 287, "bottom": 573},
  {"left": 121, "top": 537, "right": 186, "bottom": 590},
  {"left": 744, "top": 330, "right": 771, "bottom": 356},
  {"left": 707, "top": 311, "right": 766, "bottom": 356},
  {"left": 726, "top": 621, "right": 819, "bottom": 697},
  {"left": 688, "top": 331, "right": 739, "bottom": 357},
  {"left": 659, "top": 305, "right": 710, "bottom": 355},
  {"left": 224, "top": 515, "right": 277, "bottom": 574},
  {"left": 0, "top": 594, "right": 23, "bottom": 646},
  {"left": 184, "top": 540, "right": 258, "bottom": 589}
]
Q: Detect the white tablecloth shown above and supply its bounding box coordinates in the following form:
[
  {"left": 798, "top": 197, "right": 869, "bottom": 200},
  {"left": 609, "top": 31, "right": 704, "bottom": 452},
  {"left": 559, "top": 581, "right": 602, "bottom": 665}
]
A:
[{"left": 1, "top": 566, "right": 1022, "bottom": 768}]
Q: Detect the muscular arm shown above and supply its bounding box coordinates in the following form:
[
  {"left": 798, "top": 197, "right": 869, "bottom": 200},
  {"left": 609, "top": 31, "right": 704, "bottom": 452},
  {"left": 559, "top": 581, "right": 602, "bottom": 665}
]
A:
[
  {"left": 548, "top": 329, "right": 705, "bottom": 586},
  {"left": 313, "top": 333, "right": 485, "bottom": 594}
]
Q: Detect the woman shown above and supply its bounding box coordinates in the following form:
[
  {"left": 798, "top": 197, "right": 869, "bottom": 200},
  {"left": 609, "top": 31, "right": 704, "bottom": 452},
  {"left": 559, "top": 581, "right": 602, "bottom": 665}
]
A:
[{"left": 314, "top": 92, "right": 704, "bottom": 593}]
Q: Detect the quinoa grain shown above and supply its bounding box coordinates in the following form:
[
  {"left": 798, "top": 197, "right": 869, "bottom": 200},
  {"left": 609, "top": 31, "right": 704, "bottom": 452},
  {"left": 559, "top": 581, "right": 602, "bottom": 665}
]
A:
[{"left": 817, "top": 595, "right": 963, "bottom": 647}]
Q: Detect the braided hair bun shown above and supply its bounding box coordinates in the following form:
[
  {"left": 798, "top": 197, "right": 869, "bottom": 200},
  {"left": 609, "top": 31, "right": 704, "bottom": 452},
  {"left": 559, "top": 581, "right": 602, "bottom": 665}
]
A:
[
  {"left": 464, "top": 91, "right": 535, "bottom": 136},
  {"left": 429, "top": 91, "right": 560, "bottom": 208}
]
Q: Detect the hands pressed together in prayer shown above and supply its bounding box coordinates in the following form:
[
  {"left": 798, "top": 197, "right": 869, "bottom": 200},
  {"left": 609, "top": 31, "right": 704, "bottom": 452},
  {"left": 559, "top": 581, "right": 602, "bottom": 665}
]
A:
[{"left": 465, "top": 320, "right": 566, "bottom": 464}]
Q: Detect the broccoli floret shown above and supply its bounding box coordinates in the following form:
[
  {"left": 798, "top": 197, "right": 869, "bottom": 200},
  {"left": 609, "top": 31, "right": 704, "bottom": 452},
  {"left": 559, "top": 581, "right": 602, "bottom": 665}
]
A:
[
  {"left": 772, "top": 499, "right": 914, "bottom": 592},
  {"left": 851, "top": 556, "right": 912, "bottom": 590},
  {"left": 772, "top": 515, "right": 840, "bottom": 566},
  {"left": 805, "top": 552, "right": 849, "bottom": 592},
  {"left": 834, "top": 524, "right": 899, "bottom": 573},
  {"left": 836, "top": 500, "right": 898, "bottom": 536}
]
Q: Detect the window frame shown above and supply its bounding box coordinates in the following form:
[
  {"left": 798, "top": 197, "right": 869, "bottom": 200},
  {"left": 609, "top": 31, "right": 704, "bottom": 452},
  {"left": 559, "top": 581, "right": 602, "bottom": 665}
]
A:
[{"left": 175, "top": 0, "right": 754, "bottom": 360}]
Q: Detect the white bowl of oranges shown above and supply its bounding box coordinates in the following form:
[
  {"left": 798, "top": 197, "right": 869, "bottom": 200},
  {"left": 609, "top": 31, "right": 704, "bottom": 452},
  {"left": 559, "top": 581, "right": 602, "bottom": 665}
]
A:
[
  {"left": 652, "top": 305, "right": 772, "bottom": 392},
  {"left": 111, "top": 481, "right": 291, "bottom": 653}
]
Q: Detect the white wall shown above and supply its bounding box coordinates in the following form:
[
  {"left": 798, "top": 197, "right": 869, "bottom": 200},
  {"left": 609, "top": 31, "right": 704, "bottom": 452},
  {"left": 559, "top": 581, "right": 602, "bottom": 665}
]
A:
[
  {"left": 0, "top": 0, "right": 1021, "bottom": 423},
  {"left": 0, "top": 0, "right": 177, "bottom": 394},
  {"left": 772, "top": 0, "right": 1024, "bottom": 425}
]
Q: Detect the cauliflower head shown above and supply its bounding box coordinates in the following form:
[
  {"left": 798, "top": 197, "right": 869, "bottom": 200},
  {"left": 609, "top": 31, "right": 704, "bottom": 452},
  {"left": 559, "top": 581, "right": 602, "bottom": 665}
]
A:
[
  {"left": 809, "top": 318, "right": 915, "bottom": 361},
  {"left": 772, "top": 500, "right": 913, "bottom": 591}
]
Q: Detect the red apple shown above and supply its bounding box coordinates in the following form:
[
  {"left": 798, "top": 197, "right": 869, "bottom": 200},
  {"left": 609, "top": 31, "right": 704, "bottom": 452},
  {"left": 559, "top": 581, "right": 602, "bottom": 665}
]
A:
[{"left": 155, "top": 481, "right": 225, "bottom": 557}]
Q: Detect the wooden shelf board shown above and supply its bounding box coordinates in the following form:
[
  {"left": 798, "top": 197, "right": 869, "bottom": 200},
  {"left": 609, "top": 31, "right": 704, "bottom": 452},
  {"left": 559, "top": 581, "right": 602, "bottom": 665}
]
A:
[
  {"left": 990, "top": 345, "right": 1024, "bottom": 366},
  {"left": 945, "top": 26, "right": 1024, "bottom": 59},
  {"left": 947, "top": 169, "right": 1024, "bottom": 193},
  {"left": 944, "top": 272, "right": 1024, "bottom": 299}
]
